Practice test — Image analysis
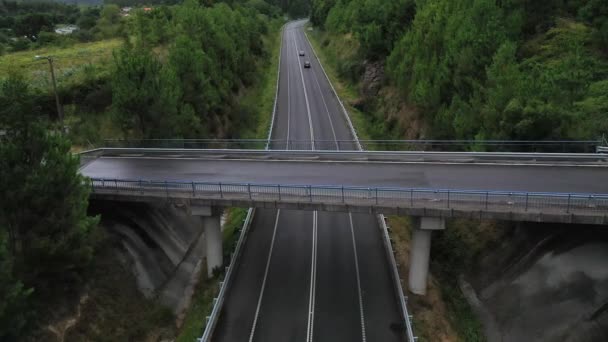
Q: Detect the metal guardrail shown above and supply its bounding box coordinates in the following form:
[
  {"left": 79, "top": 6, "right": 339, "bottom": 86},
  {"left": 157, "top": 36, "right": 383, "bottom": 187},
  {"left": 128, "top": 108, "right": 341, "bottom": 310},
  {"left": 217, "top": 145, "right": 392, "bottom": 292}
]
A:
[
  {"left": 198, "top": 208, "right": 256, "bottom": 341},
  {"left": 377, "top": 215, "right": 416, "bottom": 339},
  {"left": 100, "top": 138, "right": 602, "bottom": 153},
  {"left": 89, "top": 179, "right": 608, "bottom": 220}
]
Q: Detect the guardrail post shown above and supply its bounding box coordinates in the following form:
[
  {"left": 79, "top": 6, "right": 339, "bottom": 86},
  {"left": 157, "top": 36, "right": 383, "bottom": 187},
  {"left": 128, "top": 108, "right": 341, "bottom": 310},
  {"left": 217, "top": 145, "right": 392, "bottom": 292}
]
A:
[
  {"left": 278, "top": 184, "right": 281, "bottom": 200},
  {"left": 447, "top": 190, "right": 450, "bottom": 208},
  {"left": 567, "top": 194, "right": 571, "bottom": 213},
  {"left": 101, "top": 179, "right": 105, "bottom": 189},
  {"left": 485, "top": 192, "right": 489, "bottom": 210},
  {"left": 375, "top": 188, "right": 378, "bottom": 205},
  {"left": 525, "top": 193, "right": 529, "bottom": 211},
  {"left": 165, "top": 181, "right": 169, "bottom": 198},
  {"left": 342, "top": 186, "right": 345, "bottom": 203},
  {"left": 114, "top": 179, "right": 118, "bottom": 190},
  {"left": 139, "top": 180, "right": 143, "bottom": 194},
  {"left": 309, "top": 185, "right": 313, "bottom": 202},
  {"left": 410, "top": 189, "right": 414, "bottom": 207},
  {"left": 219, "top": 182, "right": 223, "bottom": 199},
  {"left": 91, "top": 180, "right": 95, "bottom": 193},
  {"left": 248, "top": 183, "right": 251, "bottom": 200},
  {"left": 191, "top": 182, "right": 195, "bottom": 197}
]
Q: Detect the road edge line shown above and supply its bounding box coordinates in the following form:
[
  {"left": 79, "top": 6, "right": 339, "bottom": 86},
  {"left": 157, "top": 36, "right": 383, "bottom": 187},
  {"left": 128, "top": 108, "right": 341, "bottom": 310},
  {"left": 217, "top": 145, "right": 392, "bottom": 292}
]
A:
[
  {"left": 349, "top": 213, "right": 367, "bottom": 342},
  {"left": 303, "top": 24, "right": 417, "bottom": 342}
]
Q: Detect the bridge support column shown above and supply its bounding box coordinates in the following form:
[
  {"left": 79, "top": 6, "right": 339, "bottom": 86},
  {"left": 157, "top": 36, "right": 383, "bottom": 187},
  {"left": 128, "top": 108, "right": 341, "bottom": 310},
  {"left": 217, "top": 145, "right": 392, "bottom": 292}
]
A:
[
  {"left": 191, "top": 206, "right": 223, "bottom": 278},
  {"left": 409, "top": 217, "right": 445, "bottom": 295}
]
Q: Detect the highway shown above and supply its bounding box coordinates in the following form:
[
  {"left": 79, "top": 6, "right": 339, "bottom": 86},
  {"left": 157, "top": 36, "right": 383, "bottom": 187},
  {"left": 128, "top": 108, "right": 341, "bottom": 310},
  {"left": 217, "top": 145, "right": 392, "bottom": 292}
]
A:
[{"left": 211, "top": 21, "right": 405, "bottom": 341}]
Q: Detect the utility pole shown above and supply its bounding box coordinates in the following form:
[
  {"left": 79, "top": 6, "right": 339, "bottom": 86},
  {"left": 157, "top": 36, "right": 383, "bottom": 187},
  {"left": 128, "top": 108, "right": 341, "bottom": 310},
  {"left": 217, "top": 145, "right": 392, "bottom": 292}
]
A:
[{"left": 35, "top": 55, "right": 63, "bottom": 123}]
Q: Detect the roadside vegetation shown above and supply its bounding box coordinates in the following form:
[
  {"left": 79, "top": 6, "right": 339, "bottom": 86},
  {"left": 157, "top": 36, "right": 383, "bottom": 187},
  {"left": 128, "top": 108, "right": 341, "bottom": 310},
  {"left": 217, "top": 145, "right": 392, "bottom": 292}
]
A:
[
  {"left": 0, "top": 0, "right": 285, "bottom": 340},
  {"left": 310, "top": 0, "right": 608, "bottom": 143},
  {"left": 0, "top": 39, "right": 120, "bottom": 82},
  {"left": 308, "top": 0, "right": 608, "bottom": 340}
]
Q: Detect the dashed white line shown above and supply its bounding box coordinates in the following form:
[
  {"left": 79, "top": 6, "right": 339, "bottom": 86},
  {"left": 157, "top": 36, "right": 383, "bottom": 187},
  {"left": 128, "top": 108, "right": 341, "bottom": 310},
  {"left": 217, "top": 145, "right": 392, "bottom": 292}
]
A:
[
  {"left": 294, "top": 31, "right": 339, "bottom": 151},
  {"left": 292, "top": 25, "right": 320, "bottom": 342},
  {"left": 310, "top": 61, "right": 339, "bottom": 150},
  {"left": 349, "top": 213, "right": 367, "bottom": 342},
  {"left": 291, "top": 31, "right": 315, "bottom": 150},
  {"left": 248, "top": 210, "right": 281, "bottom": 342},
  {"left": 286, "top": 51, "right": 291, "bottom": 149}
]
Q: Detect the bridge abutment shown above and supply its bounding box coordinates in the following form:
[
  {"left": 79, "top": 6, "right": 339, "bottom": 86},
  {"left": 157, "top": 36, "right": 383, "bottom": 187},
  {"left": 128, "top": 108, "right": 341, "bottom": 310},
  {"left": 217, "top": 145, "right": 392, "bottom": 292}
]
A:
[
  {"left": 191, "top": 206, "right": 223, "bottom": 278},
  {"left": 409, "top": 216, "right": 445, "bottom": 295}
]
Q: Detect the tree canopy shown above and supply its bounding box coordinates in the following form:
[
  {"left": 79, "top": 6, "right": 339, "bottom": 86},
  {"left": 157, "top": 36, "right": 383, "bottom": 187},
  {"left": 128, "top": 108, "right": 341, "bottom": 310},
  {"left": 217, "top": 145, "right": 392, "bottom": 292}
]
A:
[
  {"left": 311, "top": 0, "right": 608, "bottom": 141},
  {"left": 0, "top": 74, "right": 98, "bottom": 340}
]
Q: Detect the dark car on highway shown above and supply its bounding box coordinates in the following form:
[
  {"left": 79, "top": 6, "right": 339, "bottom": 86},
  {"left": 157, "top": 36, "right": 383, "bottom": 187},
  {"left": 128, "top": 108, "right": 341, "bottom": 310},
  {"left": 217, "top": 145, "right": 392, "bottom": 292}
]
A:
[{"left": 304, "top": 61, "right": 311, "bottom": 68}]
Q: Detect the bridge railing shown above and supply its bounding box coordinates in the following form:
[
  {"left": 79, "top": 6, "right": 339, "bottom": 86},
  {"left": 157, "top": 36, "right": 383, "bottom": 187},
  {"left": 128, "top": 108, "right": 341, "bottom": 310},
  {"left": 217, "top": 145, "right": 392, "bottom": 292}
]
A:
[
  {"left": 99, "top": 138, "right": 601, "bottom": 153},
  {"left": 89, "top": 179, "right": 608, "bottom": 217}
]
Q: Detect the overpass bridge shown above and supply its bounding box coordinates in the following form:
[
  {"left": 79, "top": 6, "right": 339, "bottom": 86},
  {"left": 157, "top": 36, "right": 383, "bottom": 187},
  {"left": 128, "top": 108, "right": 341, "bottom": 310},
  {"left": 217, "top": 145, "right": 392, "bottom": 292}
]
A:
[
  {"left": 81, "top": 147, "right": 608, "bottom": 226},
  {"left": 81, "top": 146, "right": 608, "bottom": 300}
]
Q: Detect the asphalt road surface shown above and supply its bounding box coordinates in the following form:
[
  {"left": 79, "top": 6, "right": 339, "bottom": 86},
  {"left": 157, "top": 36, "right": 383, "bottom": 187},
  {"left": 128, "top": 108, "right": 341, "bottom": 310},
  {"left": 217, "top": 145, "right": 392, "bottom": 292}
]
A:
[
  {"left": 82, "top": 156, "right": 608, "bottom": 194},
  {"left": 210, "top": 20, "right": 405, "bottom": 341}
]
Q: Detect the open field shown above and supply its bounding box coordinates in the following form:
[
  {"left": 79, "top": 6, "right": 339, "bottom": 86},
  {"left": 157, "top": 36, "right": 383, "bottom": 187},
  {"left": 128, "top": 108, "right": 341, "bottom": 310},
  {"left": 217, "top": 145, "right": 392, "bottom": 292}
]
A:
[{"left": 0, "top": 39, "right": 122, "bottom": 85}]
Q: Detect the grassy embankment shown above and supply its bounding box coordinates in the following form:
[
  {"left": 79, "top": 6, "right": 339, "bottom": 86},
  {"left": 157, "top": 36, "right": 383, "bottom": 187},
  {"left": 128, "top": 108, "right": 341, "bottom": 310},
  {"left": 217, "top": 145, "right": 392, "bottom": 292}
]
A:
[
  {"left": 238, "top": 21, "right": 285, "bottom": 140},
  {"left": 0, "top": 39, "right": 124, "bottom": 149},
  {"left": 307, "top": 27, "right": 495, "bottom": 342},
  {"left": 0, "top": 39, "right": 121, "bottom": 83},
  {"left": 306, "top": 29, "right": 406, "bottom": 143}
]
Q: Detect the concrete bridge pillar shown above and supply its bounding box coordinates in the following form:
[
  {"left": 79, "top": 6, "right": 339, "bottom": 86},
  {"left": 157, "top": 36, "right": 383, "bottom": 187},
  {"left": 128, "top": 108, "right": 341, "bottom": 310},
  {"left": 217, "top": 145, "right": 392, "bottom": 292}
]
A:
[
  {"left": 409, "top": 217, "right": 445, "bottom": 295},
  {"left": 191, "top": 206, "right": 223, "bottom": 278}
]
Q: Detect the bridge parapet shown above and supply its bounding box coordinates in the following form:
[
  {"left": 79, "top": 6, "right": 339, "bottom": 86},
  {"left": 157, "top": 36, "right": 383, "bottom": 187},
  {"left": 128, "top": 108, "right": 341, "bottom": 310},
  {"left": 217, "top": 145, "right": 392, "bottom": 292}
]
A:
[{"left": 89, "top": 179, "right": 608, "bottom": 225}]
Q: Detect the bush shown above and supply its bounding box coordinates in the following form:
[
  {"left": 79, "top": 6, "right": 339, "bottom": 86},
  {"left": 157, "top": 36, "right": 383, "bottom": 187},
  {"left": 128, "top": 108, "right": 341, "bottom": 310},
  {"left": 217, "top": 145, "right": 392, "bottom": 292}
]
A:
[{"left": 9, "top": 38, "right": 30, "bottom": 52}]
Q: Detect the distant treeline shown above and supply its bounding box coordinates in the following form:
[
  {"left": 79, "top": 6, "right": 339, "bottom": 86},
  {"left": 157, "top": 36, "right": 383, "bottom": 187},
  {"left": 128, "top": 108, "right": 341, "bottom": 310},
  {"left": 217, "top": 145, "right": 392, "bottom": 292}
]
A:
[{"left": 0, "top": 0, "right": 108, "bottom": 52}]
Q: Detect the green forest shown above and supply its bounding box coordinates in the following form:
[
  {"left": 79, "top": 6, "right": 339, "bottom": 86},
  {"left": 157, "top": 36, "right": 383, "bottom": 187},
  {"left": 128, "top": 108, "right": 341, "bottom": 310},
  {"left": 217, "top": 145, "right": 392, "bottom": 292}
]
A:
[{"left": 310, "top": 0, "right": 608, "bottom": 141}]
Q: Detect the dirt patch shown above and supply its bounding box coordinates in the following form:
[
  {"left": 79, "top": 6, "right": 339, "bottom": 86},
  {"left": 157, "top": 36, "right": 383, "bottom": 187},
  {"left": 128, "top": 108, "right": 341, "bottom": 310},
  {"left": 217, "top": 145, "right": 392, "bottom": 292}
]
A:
[
  {"left": 377, "top": 86, "right": 425, "bottom": 139},
  {"left": 63, "top": 239, "right": 175, "bottom": 342},
  {"left": 45, "top": 294, "right": 90, "bottom": 342}
]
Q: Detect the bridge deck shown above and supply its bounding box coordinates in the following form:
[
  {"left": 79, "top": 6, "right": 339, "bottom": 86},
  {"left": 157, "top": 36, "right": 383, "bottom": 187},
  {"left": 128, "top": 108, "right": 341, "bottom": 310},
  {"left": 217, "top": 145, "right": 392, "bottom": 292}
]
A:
[{"left": 82, "top": 150, "right": 608, "bottom": 224}]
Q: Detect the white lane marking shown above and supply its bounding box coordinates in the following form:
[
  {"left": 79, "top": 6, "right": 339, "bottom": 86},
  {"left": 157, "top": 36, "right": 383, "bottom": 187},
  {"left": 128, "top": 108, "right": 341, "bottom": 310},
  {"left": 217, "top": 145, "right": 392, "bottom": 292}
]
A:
[
  {"left": 248, "top": 210, "right": 281, "bottom": 342},
  {"left": 295, "top": 25, "right": 320, "bottom": 341},
  {"left": 291, "top": 31, "right": 315, "bottom": 150},
  {"left": 286, "top": 51, "right": 291, "bottom": 149},
  {"left": 348, "top": 213, "right": 367, "bottom": 342},
  {"left": 310, "top": 63, "right": 339, "bottom": 150},
  {"left": 295, "top": 30, "right": 339, "bottom": 151},
  {"left": 306, "top": 211, "right": 318, "bottom": 342},
  {"left": 302, "top": 28, "right": 363, "bottom": 151}
]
